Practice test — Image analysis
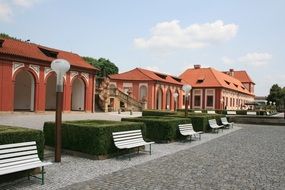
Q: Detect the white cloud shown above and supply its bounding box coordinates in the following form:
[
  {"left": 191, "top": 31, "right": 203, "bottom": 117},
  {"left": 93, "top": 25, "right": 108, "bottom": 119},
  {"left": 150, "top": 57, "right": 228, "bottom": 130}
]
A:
[
  {"left": 134, "top": 20, "right": 238, "bottom": 50},
  {"left": 222, "top": 56, "right": 234, "bottom": 65},
  {"left": 238, "top": 52, "right": 272, "bottom": 66},
  {"left": 0, "top": 0, "right": 40, "bottom": 22},
  {"left": 12, "top": 0, "right": 39, "bottom": 8},
  {"left": 0, "top": 3, "right": 13, "bottom": 22}
]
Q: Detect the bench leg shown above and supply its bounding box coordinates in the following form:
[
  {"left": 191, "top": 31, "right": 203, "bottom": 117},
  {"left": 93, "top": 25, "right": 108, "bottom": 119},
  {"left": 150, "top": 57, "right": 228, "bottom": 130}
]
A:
[
  {"left": 28, "top": 172, "right": 30, "bottom": 180},
  {"left": 128, "top": 149, "right": 131, "bottom": 161},
  {"left": 149, "top": 144, "right": 152, "bottom": 155},
  {"left": 41, "top": 166, "right": 45, "bottom": 185}
]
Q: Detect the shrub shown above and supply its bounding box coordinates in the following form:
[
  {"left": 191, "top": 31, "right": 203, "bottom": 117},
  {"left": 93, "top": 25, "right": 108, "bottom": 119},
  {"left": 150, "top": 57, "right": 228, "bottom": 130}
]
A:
[
  {"left": 122, "top": 116, "right": 192, "bottom": 143},
  {"left": 142, "top": 110, "right": 176, "bottom": 117},
  {"left": 0, "top": 125, "right": 44, "bottom": 160},
  {"left": 43, "top": 120, "right": 145, "bottom": 158}
]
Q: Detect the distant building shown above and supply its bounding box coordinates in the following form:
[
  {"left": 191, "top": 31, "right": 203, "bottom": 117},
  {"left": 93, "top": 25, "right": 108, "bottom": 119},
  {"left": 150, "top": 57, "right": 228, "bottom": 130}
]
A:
[
  {"left": 180, "top": 65, "right": 255, "bottom": 110},
  {"left": 0, "top": 38, "right": 98, "bottom": 112},
  {"left": 109, "top": 68, "right": 184, "bottom": 111}
]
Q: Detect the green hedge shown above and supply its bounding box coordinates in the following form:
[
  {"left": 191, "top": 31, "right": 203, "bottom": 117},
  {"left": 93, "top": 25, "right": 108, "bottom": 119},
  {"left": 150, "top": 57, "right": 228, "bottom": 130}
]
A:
[
  {"left": 0, "top": 125, "right": 44, "bottom": 160},
  {"left": 43, "top": 120, "right": 145, "bottom": 157},
  {"left": 142, "top": 110, "right": 177, "bottom": 117},
  {"left": 121, "top": 116, "right": 192, "bottom": 143}
]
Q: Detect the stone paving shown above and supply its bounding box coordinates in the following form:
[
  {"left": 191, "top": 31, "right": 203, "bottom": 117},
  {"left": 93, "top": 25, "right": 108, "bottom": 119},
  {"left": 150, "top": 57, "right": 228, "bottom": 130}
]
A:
[
  {"left": 58, "top": 124, "right": 285, "bottom": 190},
  {"left": 0, "top": 111, "right": 142, "bottom": 130},
  {"left": 0, "top": 124, "right": 240, "bottom": 190}
]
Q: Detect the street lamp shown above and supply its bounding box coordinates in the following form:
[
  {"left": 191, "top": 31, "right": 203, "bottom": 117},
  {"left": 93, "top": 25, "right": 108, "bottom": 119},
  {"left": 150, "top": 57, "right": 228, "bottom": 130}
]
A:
[
  {"left": 51, "top": 59, "right": 70, "bottom": 162},
  {"left": 173, "top": 92, "right": 178, "bottom": 111},
  {"left": 182, "top": 84, "right": 192, "bottom": 117}
]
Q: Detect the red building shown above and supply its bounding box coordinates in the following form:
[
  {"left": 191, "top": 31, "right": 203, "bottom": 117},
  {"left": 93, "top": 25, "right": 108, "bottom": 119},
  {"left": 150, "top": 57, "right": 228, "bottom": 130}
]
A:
[
  {"left": 109, "top": 68, "right": 184, "bottom": 110},
  {"left": 180, "top": 65, "right": 255, "bottom": 110},
  {"left": 0, "top": 38, "right": 98, "bottom": 113}
]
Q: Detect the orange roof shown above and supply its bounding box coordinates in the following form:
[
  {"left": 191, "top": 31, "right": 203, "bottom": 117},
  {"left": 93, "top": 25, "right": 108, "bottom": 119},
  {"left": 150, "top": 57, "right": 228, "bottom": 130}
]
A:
[
  {"left": 180, "top": 67, "right": 254, "bottom": 95},
  {"left": 0, "top": 38, "right": 98, "bottom": 71},
  {"left": 232, "top": 71, "right": 255, "bottom": 84},
  {"left": 109, "top": 68, "right": 183, "bottom": 85}
]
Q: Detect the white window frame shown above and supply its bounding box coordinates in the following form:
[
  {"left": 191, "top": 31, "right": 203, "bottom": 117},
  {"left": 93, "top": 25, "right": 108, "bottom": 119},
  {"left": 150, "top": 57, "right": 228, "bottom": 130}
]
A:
[
  {"left": 205, "top": 89, "right": 215, "bottom": 109},
  {"left": 192, "top": 89, "right": 202, "bottom": 109}
]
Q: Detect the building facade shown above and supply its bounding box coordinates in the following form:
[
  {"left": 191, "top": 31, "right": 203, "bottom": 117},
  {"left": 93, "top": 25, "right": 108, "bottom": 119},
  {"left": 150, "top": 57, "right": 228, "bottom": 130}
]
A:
[
  {"left": 0, "top": 38, "right": 98, "bottom": 112},
  {"left": 109, "top": 68, "right": 184, "bottom": 111},
  {"left": 180, "top": 65, "right": 255, "bottom": 110}
]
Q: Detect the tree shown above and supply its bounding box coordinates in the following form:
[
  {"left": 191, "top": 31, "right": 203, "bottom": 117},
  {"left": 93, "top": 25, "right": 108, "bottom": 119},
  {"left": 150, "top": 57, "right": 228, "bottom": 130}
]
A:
[
  {"left": 83, "top": 57, "right": 119, "bottom": 77},
  {"left": 267, "top": 84, "right": 285, "bottom": 110},
  {"left": 0, "top": 33, "right": 19, "bottom": 40}
]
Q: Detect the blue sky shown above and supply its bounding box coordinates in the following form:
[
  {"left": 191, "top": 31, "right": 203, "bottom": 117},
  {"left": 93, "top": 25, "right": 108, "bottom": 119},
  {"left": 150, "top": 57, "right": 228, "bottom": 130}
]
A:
[{"left": 1, "top": 0, "right": 284, "bottom": 96}]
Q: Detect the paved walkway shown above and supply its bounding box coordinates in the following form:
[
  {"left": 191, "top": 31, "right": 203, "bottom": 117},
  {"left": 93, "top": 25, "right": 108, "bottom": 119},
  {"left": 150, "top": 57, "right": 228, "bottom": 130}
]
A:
[
  {"left": 0, "top": 111, "right": 141, "bottom": 130},
  {"left": 61, "top": 124, "right": 285, "bottom": 190},
  {"left": 1, "top": 124, "right": 285, "bottom": 189}
]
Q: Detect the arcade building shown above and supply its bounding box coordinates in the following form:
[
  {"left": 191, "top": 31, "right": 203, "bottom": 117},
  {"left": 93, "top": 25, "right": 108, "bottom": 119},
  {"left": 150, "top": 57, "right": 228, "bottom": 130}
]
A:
[{"left": 0, "top": 38, "right": 98, "bottom": 113}]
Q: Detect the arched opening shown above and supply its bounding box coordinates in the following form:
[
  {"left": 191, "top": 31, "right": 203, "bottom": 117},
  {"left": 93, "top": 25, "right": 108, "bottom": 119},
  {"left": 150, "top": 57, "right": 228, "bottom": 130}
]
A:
[
  {"left": 14, "top": 70, "right": 35, "bottom": 111},
  {"left": 45, "top": 74, "right": 56, "bottom": 110},
  {"left": 156, "top": 87, "right": 163, "bottom": 110},
  {"left": 175, "top": 90, "right": 180, "bottom": 110},
  {"left": 139, "top": 85, "right": 147, "bottom": 102},
  {"left": 166, "top": 88, "right": 171, "bottom": 110},
  {"left": 71, "top": 78, "right": 85, "bottom": 111}
]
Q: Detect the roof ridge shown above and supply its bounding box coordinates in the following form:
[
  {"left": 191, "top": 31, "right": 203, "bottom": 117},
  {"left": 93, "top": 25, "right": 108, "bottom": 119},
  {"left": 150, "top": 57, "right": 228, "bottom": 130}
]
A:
[
  {"left": 136, "top": 68, "right": 154, "bottom": 80},
  {"left": 209, "top": 68, "right": 223, "bottom": 86}
]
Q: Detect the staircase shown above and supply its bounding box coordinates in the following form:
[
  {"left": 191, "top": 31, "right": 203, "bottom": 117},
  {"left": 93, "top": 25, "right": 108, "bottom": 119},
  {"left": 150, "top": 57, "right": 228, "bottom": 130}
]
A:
[{"left": 109, "top": 88, "right": 143, "bottom": 111}]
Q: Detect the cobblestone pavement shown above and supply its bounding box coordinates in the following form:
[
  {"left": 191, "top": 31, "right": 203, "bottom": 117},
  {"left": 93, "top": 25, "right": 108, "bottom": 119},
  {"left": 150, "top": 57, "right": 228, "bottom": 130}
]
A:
[
  {"left": 0, "top": 125, "right": 240, "bottom": 190},
  {"left": 60, "top": 124, "right": 285, "bottom": 190},
  {"left": 0, "top": 111, "right": 141, "bottom": 130}
]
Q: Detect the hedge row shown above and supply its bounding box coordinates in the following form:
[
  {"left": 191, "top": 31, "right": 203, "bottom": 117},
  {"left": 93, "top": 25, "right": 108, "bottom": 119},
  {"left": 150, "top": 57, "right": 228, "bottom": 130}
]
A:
[
  {"left": 43, "top": 120, "right": 145, "bottom": 158},
  {"left": 122, "top": 116, "right": 192, "bottom": 143},
  {"left": 142, "top": 110, "right": 177, "bottom": 117},
  {"left": 176, "top": 109, "right": 274, "bottom": 116},
  {"left": 0, "top": 125, "right": 44, "bottom": 160}
]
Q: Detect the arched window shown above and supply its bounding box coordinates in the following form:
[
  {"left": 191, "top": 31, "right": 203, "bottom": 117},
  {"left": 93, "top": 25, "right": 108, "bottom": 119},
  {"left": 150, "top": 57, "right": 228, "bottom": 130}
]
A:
[
  {"left": 156, "top": 87, "right": 163, "bottom": 110},
  {"left": 139, "top": 85, "right": 147, "bottom": 102},
  {"left": 14, "top": 70, "right": 35, "bottom": 111},
  {"left": 71, "top": 78, "right": 85, "bottom": 111},
  {"left": 45, "top": 74, "right": 56, "bottom": 110}
]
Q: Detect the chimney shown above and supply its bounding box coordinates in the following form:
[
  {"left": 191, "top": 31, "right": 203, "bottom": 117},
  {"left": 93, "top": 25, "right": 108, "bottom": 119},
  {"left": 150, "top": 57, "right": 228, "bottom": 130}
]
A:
[
  {"left": 0, "top": 39, "right": 4, "bottom": 48},
  {"left": 194, "top": 64, "right": 201, "bottom": 69},
  {"left": 229, "top": 68, "right": 234, "bottom": 76}
]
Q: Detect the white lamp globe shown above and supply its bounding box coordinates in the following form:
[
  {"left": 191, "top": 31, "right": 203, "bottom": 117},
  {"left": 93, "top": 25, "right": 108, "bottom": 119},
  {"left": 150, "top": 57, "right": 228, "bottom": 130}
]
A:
[
  {"left": 173, "top": 92, "right": 179, "bottom": 99},
  {"left": 182, "top": 84, "right": 192, "bottom": 96},
  {"left": 51, "top": 59, "right": 70, "bottom": 92}
]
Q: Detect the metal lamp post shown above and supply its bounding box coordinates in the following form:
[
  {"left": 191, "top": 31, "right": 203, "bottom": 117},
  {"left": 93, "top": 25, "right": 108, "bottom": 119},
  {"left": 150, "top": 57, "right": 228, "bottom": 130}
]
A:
[
  {"left": 173, "top": 92, "right": 178, "bottom": 112},
  {"left": 51, "top": 59, "right": 70, "bottom": 163},
  {"left": 182, "top": 85, "right": 192, "bottom": 117}
]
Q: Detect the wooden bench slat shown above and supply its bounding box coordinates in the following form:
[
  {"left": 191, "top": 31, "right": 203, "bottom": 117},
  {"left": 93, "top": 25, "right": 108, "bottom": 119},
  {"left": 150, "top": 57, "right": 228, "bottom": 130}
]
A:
[
  {"left": 0, "top": 158, "right": 40, "bottom": 169},
  {"left": 112, "top": 132, "right": 142, "bottom": 138},
  {"left": 0, "top": 150, "right": 37, "bottom": 159},
  {"left": 112, "top": 130, "right": 141, "bottom": 135},
  {"left": 0, "top": 146, "right": 37, "bottom": 154},
  {"left": 0, "top": 142, "right": 36, "bottom": 150},
  {"left": 0, "top": 161, "right": 52, "bottom": 176},
  {"left": 0, "top": 154, "right": 38, "bottom": 164},
  {"left": 114, "top": 135, "right": 143, "bottom": 142}
]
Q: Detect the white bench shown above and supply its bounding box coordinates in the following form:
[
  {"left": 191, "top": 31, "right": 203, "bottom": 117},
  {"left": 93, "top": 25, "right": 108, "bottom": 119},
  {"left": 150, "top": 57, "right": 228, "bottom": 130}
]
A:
[
  {"left": 194, "top": 110, "right": 202, "bottom": 113},
  {"left": 112, "top": 130, "right": 154, "bottom": 160},
  {"left": 207, "top": 110, "right": 216, "bottom": 114},
  {"left": 0, "top": 141, "right": 52, "bottom": 185},
  {"left": 178, "top": 124, "right": 202, "bottom": 141},
  {"left": 208, "top": 119, "right": 224, "bottom": 133},
  {"left": 221, "top": 117, "right": 234, "bottom": 129},
  {"left": 247, "top": 111, "right": 257, "bottom": 115},
  {"left": 227, "top": 111, "right": 237, "bottom": 115}
]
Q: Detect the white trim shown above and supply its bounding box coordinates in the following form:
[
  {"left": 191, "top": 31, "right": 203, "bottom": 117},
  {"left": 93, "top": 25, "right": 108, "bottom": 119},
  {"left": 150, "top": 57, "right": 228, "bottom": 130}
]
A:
[
  {"left": 109, "top": 82, "right": 117, "bottom": 88},
  {"left": 44, "top": 67, "right": 54, "bottom": 80},
  {"left": 81, "top": 72, "right": 89, "bottom": 85},
  {"left": 192, "top": 89, "right": 202, "bottom": 109},
  {"left": 12, "top": 62, "right": 25, "bottom": 77},
  {"left": 28, "top": 65, "right": 40, "bottom": 79},
  {"left": 205, "top": 89, "right": 215, "bottom": 109},
  {"left": 70, "top": 71, "right": 79, "bottom": 82},
  {"left": 123, "top": 82, "right": 133, "bottom": 88}
]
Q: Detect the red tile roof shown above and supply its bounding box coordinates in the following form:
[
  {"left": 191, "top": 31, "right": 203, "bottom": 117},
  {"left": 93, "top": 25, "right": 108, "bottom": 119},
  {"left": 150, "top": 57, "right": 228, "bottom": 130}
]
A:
[
  {"left": 109, "top": 68, "right": 183, "bottom": 85},
  {"left": 180, "top": 67, "right": 254, "bottom": 96},
  {"left": 0, "top": 38, "right": 98, "bottom": 71},
  {"left": 232, "top": 71, "right": 255, "bottom": 84}
]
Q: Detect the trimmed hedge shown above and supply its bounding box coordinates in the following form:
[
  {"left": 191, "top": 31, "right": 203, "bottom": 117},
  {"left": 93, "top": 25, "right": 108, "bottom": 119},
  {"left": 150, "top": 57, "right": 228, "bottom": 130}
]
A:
[
  {"left": 121, "top": 116, "right": 192, "bottom": 143},
  {"left": 43, "top": 120, "right": 145, "bottom": 158},
  {"left": 0, "top": 125, "right": 44, "bottom": 160},
  {"left": 142, "top": 110, "right": 177, "bottom": 117}
]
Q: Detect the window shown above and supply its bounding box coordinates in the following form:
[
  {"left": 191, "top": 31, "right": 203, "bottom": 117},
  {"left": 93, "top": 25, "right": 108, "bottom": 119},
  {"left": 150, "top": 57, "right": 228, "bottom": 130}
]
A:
[
  {"left": 194, "top": 96, "right": 201, "bottom": 106},
  {"left": 206, "top": 96, "right": 213, "bottom": 107}
]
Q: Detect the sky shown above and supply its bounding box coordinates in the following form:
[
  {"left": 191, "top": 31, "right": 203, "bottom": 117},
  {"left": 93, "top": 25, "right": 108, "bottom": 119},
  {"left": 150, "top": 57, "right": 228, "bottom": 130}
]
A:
[{"left": 0, "top": 0, "right": 284, "bottom": 96}]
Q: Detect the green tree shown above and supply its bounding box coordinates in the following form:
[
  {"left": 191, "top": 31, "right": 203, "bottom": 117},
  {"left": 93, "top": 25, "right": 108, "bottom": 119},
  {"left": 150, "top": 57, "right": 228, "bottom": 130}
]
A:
[
  {"left": 267, "top": 84, "right": 285, "bottom": 109},
  {"left": 0, "top": 33, "right": 19, "bottom": 40},
  {"left": 83, "top": 57, "right": 119, "bottom": 77}
]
